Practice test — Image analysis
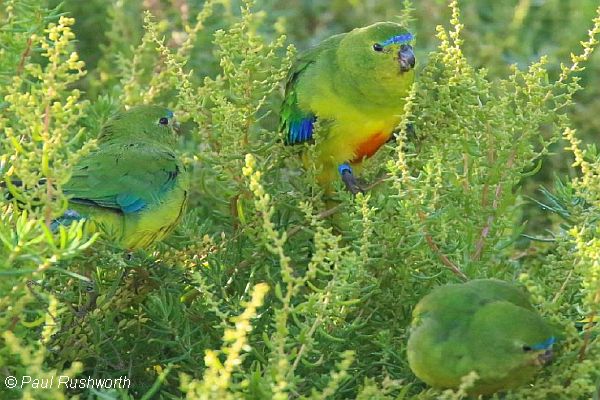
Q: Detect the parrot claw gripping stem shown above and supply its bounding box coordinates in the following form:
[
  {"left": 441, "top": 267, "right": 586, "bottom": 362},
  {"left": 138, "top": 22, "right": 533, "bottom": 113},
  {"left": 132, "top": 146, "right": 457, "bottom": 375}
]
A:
[{"left": 338, "top": 164, "right": 364, "bottom": 195}]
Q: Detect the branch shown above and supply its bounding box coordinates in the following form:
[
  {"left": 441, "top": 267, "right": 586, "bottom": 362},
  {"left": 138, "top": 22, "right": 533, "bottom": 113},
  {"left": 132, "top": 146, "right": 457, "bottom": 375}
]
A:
[
  {"left": 471, "top": 152, "right": 515, "bottom": 261},
  {"left": 238, "top": 173, "right": 391, "bottom": 269},
  {"left": 16, "top": 36, "right": 33, "bottom": 75},
  {"left": 418, "top": 211, "right": 467, "bottom": 281}
]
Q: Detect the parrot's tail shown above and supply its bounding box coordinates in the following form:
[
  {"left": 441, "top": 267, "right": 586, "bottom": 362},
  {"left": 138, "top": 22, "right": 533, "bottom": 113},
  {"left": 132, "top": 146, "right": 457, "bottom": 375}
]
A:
[{"left": 2, "top": 178, "right": 80, "bottom": 233}]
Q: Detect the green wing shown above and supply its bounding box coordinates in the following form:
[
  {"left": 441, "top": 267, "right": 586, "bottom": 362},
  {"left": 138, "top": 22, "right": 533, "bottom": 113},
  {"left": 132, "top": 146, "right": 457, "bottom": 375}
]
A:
[
  {"left": 64, "top": 143, "right": 182, "bottom": 214},
  {"left": 280, "top": 34, "right": 343, "bottom": 145}
]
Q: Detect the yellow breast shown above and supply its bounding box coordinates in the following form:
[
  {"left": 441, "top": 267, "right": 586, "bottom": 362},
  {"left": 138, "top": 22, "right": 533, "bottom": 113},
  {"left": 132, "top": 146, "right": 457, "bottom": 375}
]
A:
[{"left": 76, "top": 186, "right": 188, "bottom": 250}]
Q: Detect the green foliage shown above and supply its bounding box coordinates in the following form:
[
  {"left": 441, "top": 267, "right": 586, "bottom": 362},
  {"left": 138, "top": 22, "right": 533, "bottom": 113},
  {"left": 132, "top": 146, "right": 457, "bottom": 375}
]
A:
[{"left": 2, "top": 0, "right": 600, "bottom": 399}]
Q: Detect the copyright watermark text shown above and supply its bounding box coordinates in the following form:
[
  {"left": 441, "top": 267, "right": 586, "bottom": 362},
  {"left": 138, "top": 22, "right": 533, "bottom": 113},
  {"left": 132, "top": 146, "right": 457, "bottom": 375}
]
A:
[{"left": 4, "top": 375, "right": 130, "bottom": 390}]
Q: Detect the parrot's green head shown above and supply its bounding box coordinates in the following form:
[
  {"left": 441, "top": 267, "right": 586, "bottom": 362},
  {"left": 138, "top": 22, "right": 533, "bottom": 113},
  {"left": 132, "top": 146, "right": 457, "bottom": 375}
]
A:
[
  {"left": 465, "top": 301, "right": 556, "bottom": 394},
  {"left": 336, "top": 22, "right": 415, "bottom": 100},
  {"left": 99, "top": 105, "right": 178, "bottom": 145}
]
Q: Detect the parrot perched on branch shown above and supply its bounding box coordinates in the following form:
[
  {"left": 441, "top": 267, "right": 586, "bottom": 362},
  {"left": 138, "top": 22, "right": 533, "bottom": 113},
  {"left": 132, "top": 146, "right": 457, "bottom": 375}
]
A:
[
  {"left": 407, "top": 279, "right": 556, "bottom": 396},
  {"left": 54, "top": 105, "right": 189, "bottom": 249},
  {"left": 280, "top": 22, "right": 416, "bottom": 194}
]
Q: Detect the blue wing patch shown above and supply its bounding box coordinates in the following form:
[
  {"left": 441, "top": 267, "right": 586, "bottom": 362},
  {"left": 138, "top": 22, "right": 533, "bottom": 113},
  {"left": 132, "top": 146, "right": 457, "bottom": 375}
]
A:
[
  {"left": 287, "top": 115, "right": 316, "bottom": 145},
  {"left": 116, "top": 193, "right": 147, "bottom": 213}
]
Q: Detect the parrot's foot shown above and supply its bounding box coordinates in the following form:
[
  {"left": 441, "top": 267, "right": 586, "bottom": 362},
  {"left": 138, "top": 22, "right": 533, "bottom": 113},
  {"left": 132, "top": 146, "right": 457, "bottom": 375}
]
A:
[
  {"left": 338, "top": 164, "right": 364, "bottom": 195},
  {"left": 50, "top": 209, "right": 83, "bottom": 232},
  {"left": 406, "top": 122, "right": 416, "bottom": 139}
]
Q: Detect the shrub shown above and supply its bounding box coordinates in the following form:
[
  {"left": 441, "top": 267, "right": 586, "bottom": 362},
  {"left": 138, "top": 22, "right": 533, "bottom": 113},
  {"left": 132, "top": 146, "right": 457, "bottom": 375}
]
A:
[{"left": 1, "top": 0, "right": 600, "bottom": 398}]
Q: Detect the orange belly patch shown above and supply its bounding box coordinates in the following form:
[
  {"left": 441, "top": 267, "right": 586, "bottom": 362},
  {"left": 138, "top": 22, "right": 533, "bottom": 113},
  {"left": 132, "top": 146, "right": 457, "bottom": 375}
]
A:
[{"left": 351, "top": 131, "right": 390, "bottom": 163}]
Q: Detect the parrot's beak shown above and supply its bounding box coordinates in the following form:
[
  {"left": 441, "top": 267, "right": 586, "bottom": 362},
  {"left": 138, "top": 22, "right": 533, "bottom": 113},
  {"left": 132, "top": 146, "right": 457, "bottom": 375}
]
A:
[
  {"left": 536, "top": 349, "right": 554, "bottom": 366},
  {"left": 173, "top": 120, "right": 181, "bottom": 134},
  {"left": 398, "top": 44, "right": 415, "bottom": 72}
]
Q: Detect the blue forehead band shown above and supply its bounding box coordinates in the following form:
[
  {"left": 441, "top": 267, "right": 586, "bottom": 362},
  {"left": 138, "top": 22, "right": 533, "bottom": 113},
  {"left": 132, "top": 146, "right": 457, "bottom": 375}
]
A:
[
  {"left": 381, "top": 33, "right": 414, "bottom": 47},
  {"left": 530, "top": 336, "right": 555, "bottom": 351},
  {"left": 166, "top": 110, "right": 174, "bottom": 118}
]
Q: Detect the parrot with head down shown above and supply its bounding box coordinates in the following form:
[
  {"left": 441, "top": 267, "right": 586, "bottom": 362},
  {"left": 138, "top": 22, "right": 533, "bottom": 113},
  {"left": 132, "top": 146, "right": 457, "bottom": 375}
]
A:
[
  {"left": 54, "top": 105, "right": 189, "bottom": 249},
  {"left": 280, "top": 22, "right": 416, "bottom": 194},
  {"left": 407, "top": 279, "right": 557, "bottom": 396}
]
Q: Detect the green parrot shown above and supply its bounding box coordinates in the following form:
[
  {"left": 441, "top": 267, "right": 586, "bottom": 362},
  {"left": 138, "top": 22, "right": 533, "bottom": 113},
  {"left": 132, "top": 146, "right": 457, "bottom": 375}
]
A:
[
  {"left": 280, "top": 22, "right": 415, "bottom": 194},
  {"left": 54, "top": 105, "right": 189, "bottom": 249},
  {"left": 407, "top": 279, "right": 556, "bottom": 396}
]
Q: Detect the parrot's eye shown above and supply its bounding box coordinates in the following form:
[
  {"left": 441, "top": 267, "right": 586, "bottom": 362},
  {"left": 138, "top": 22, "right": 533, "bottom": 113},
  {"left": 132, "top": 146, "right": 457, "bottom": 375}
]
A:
[
  {"left": 159, "top": 117, "right": 169, "bottom": 126},
  {"left": 522, "top": 345, "right": 532, "bottom": 352},
  {"left": 372, "top": 43, "right": 384, "bottom": 52}
]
